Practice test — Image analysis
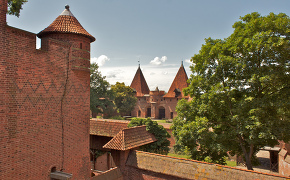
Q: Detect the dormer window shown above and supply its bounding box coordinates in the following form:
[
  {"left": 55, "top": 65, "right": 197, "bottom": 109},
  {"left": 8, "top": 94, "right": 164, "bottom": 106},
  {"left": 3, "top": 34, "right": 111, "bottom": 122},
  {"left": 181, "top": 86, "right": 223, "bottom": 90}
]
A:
[{"left": 174, "top": 88, "right": 181, "bottom": 98}]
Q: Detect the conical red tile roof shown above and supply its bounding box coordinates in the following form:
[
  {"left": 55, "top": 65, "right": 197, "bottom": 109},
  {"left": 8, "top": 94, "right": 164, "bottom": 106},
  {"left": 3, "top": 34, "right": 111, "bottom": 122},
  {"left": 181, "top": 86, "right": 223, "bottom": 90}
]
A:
[
  {"left": 130, "top": 66, "right": 150, "bottom": 97},
  {"left": 37, "top": 5, "right": 95, "bottom": 42},
  {"left": 164, "top": 63, "right": 189, "bottom": 98}
]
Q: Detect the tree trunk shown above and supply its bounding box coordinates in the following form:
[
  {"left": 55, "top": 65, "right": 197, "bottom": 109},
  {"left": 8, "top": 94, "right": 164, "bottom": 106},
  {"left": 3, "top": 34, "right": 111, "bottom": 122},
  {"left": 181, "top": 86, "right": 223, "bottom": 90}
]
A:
[{"left": 238, "top": 136, "right": 253, "bottom": 170}]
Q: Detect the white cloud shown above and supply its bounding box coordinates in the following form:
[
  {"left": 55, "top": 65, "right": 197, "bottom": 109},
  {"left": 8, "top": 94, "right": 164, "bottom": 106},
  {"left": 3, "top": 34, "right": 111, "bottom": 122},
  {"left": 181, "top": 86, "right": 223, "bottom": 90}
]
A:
[
  {"left": 91, "top": 55, "right": 110, "bottom": 66},
  {"left": 150, "top": 56, "right": 167, "bottom": 65},
  {"left": 98, "top": 63, "right": 190, "bottom": 91},
  {"left": 106, "top": 69, "right": 123, "bottom": 78},
  {"left": 185, "top": 59, "right": 191, "bottom": 64}
]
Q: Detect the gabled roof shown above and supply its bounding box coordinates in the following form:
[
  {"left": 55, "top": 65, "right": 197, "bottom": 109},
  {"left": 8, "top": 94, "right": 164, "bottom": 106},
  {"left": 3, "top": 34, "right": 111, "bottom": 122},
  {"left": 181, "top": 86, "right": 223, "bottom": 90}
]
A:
[
  {"left": 37, "top": 5, "right": 95, "bottom": 42},
  {"left": 103, "top": 126, "right": 156, "bottom": 151},
  {"left": 90, "top": 119, "right": 129, "bottom": 137},
  {"left": 163, "top": 63, "right": 189, "bottom": 98},
  {"left": 130, "top": 66, "right": 150, "bottom": 97}
]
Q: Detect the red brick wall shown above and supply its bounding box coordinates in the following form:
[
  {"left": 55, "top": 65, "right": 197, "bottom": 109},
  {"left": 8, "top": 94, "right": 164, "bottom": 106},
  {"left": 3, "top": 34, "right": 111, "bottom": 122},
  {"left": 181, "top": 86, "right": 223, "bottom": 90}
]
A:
[
  {"left": 95, "top": 153, "right": 109, "bottom": 171},
  {"left": 132, "top": 95, "right": 185, "bottom": 119},
  {"left": 124, "top": 166, "right": 184, "bottom": 180},
  {"left": 279, "top": 155, "right": 290, "bottom": 177},
  {"left": 123, "top": 151, "right": 289, "bottom": 180},
  {"left": 0, "top": 3, "right": 91, "bottom": 179}
]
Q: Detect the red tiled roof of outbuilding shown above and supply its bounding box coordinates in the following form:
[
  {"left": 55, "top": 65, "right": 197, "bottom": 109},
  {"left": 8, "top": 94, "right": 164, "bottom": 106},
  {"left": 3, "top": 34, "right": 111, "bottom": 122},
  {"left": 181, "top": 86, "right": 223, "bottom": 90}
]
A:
[
  {"left": 164, "top": 62, "right": 189, "bottom": 98},
  {"left": 37, "top": 5, "right": 95, "bottom": 42},
  {"left": 90, "top": 119, "right": 129, "bottom": 137},
  {"left": 130, "top": 66, "right": 150, "bottom": 97},
  {"left": 103, "top": 126, "right": 156, "bottom": 151}
]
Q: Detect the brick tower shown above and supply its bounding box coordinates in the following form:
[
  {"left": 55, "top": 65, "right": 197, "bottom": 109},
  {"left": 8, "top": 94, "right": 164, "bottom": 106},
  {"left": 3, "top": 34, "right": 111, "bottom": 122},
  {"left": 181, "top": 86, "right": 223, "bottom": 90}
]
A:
[
  {"left": 1, "top": 4, "right": 95, "bottom": 180},
  {"left": 163, "top": 62, "right": 189, "bottom": 99},
  {"left": 37, "top": 5, "right": 95, "bottom": 70},
  {"left": 130, "top": 65, "right": 150, "bottom": 97}
]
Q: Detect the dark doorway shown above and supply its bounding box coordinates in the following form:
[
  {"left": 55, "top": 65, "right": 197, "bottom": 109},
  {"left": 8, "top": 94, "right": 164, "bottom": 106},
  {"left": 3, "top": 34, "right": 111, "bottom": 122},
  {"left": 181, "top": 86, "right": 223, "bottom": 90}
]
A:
[
  {"left": 159, "top": 107, "right": 165, "bottom": 119},
  {"left": 170, "top": 112, "right": 173, "bottom": 119},
  {"left": 146, "top": 108, "right": 151, "bottom": 118},
  {"left": 138, "top": 110, "right": 141, "bottom": 117}
]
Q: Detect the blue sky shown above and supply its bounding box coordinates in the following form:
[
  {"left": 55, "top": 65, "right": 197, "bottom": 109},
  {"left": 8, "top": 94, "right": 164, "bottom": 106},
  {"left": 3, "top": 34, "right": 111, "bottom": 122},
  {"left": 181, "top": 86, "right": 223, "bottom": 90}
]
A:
[{"left": 7, "top": 0, "right": 290, "bottom": 91}]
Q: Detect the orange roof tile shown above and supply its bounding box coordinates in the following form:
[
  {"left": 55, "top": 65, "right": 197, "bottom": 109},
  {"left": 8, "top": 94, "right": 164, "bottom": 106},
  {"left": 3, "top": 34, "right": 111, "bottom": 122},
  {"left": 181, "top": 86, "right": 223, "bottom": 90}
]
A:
[
  {"left": 103, "top": 126, "right": 156, "bottom": 151},
  {"left": 37, "top": 5, "right": 95, "bottom": 42},
  {"left": 164, "top": 63, "right": 189, "bottom": 98},
  {"left": 130, "top": 66, "right": 150, "bottom": 97},
  {"left": 90, "top": 119, "right": 130, "bottom": 137}
]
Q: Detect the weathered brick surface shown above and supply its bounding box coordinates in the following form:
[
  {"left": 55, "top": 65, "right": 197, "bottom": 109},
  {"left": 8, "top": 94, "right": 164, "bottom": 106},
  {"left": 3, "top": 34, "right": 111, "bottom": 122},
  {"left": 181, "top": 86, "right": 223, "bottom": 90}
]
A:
[
  {"left": 0, "top": 2, "right": 92, "bottom": 179},
  {"left": 125, "top": 166, "right": 185, "bottom": 180},
  {"left": 123, "top": 151, "right": 290, "bottom": 180},
  {"left": 92, "top": 167, "right": 123, "bottom": 180},
  {"left": 279, "top": 148, "right": 290, "bottom": 177}
]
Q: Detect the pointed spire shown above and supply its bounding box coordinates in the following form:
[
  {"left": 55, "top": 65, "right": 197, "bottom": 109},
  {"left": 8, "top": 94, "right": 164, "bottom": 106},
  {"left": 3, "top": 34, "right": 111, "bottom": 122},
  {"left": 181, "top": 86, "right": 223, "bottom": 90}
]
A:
[
  {"left": 164, "top": 64, "right": 189, "bottom": 98},
  {"left": 60, "top": 5, "right": 75, "bottom": 17},
  {"left": 130, "top": 66, "right": 150, "bottom": 97},
  {"left": 37, "top": 5, "right": 95, "bottom": 42}
]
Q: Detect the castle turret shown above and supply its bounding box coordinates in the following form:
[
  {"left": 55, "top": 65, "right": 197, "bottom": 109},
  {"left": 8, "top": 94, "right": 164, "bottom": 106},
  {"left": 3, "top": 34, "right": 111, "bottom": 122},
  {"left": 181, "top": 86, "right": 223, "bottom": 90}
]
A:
[
  {"left": 164, "top": 62, "right": 189, "bottom": 98},
  {"left": 37, "top": 5, "right": 95, "bottom": 71},
  {"left": 130, "top": 65, "right": 150, "bottom": 97}
]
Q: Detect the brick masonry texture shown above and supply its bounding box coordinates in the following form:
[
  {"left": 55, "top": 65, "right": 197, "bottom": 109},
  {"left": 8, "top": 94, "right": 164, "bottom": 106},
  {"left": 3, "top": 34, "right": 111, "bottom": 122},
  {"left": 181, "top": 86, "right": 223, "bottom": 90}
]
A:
[
  {"left": 124, "top": 151, "right": 290, "bottom": 180},
  {"left": 0, "top": 2, "right": 93, "bottom": 179},
  {"left": 279, "top": 141, "right": 290, "bottom": 177}
]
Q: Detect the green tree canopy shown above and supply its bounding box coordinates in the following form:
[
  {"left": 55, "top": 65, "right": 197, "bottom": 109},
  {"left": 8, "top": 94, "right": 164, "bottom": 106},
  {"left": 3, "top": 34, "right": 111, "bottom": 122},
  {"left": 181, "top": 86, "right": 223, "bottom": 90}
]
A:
[
  {"left": 128, "top": 118, "right": 171, "bottom": 155},
  {"left": 90, "top": 63, "right": 115, "bottom": 118},
  {"left": 111, "top": 82, "right": 137, "bottom": 116},
  {"left": 7, "top": 0, "right": 27, "bottom": 17},
  {"left": 172, "top": 12, "right": 290, "bottom": 170}
]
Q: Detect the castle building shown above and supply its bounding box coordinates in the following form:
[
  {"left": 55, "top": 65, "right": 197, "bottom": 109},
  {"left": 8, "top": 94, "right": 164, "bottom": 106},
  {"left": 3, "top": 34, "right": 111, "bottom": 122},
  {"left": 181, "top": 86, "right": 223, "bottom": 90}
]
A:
[
  {"left": 1, "top": 3, "right": 94, "bottom": 179},
  {"left": 130, "top": 63, "right": 189, "bottom": 119}
]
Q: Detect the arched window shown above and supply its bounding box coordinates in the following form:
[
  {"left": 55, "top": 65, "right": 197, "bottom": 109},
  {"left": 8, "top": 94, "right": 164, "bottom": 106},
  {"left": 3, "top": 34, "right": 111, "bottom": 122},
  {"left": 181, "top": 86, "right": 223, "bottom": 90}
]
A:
[{"left": 51, "top": 167, "right": 56, "bottom": 172}]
